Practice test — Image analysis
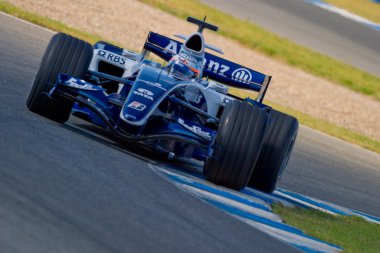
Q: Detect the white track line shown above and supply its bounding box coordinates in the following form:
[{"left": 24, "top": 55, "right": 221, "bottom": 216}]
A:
[{"left": 305, "top": 0, "right": 380, "bottom": 31}]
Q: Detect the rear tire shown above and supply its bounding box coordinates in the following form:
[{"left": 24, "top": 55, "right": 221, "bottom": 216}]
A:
[
  {"left": 26, "top": 33, "right": 93, "bottom": 123},
  {"left": 204, "top": 101, "right": 268, "bottom": 190},
  {"left": 248, "top": 110, "right": 298, "bottom": 193}
]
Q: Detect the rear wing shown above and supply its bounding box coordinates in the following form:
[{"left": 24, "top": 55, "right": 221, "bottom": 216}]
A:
[{"left": 143, "top": 32, "right": 271, "bottom": 102}]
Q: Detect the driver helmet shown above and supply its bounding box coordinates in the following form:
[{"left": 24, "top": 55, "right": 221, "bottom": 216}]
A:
[{"left": 168, "top": 51, "right": 202, "bottom": 80}]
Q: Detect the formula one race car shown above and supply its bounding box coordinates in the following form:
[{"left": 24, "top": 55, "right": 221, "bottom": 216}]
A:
[{"left": 26, "top": 17, "right": 298, "bottom": 193}]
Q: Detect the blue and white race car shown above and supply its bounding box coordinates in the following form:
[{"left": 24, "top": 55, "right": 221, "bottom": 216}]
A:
[{"left": 26, "top": 17, "right": 298, "bottom": 193}]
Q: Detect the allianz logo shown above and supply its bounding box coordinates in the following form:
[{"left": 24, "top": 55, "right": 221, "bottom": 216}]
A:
[
  {"left": 231, "top": 68, "right": 252, "bottom": 83},
  {"left": 133, "top": 88, "right": 154, "bottom": 101}
]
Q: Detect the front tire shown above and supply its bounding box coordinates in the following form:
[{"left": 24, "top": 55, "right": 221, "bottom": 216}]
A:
[
  {"left": 248, "top": 110, "right": 299, "bottom": 193},
  {"left": 26, "top": 33, "right": 93, "bottom": 123},
  {"left": 204, "top": 101, "right": 268, "bottom": 190}
]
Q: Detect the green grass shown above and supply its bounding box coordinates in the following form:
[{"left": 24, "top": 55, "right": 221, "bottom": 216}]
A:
[
  {"left": 1, "top": 0, "right": 380, "bottom": 154},
  {"left": 273, "top": 204, "right": 380, "bottom": 253},
  {"left": 325, "top": 0, "right": 380, "bottom": 24},
  {"left": 140, "top": 0, "right": 380, "bottom": 101}
]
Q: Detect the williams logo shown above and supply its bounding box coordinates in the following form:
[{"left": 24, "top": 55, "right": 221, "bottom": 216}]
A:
[{"left": 231, "top": 68, "right": 252, "bottom": 83}]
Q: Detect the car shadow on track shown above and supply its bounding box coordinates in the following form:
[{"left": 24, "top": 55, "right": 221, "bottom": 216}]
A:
[{"left": 60, "top": 117, "right": 204, "bottom": 175}]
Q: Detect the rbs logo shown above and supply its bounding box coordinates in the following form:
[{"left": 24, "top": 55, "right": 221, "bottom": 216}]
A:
[{"left": 97, "top": 50, "right": 126, "bottom": 65}]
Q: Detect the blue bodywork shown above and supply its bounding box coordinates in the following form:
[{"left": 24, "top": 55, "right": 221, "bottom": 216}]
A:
[{"left": 49, "top": 32, "right": 271, "bottom": 161}]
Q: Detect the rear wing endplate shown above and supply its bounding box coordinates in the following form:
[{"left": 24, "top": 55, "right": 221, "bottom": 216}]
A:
[{"left": 143, "top": 32, "right": 271, "bottom": 102}]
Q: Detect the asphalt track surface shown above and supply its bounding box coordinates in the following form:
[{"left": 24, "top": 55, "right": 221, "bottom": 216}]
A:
[
  {"left": 201, "top": 0, "right": 380, "bottom": 77},
  {"left": 0, "top": 12, "right": 379, "bottom": 252}
]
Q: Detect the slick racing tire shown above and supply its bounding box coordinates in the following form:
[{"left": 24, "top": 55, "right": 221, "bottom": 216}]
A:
[
  {"left": 248, "top": 110, "right": 299, "bottom": 193},
  {"left": 26, "top": 33, "right": 93, "bottom": 123},
  {"left": 204, "top": 100, "right": 268, "bottom": 190}
]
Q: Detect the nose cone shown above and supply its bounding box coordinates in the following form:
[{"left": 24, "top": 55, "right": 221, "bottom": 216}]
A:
[
  {"left": 183, "top": 32, "right": 205, "bottom": 54},
  {"left": 178, "top": 32, "right": 205, "bottom": 78}
]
